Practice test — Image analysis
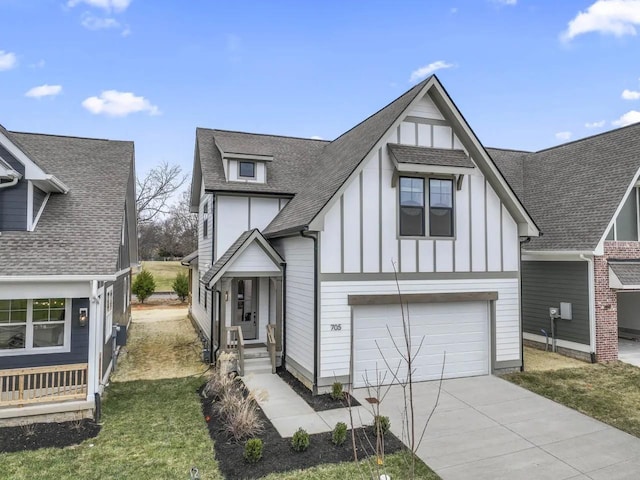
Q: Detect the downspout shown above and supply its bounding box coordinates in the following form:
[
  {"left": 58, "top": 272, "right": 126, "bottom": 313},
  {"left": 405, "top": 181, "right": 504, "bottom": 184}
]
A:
[
  {"left": 204, "top": 281, "right": 216, "bottom": 365},
  {"left": 580, "top": 254, "right": 597, "bottom": 363},
  {"left": 300, "top": 229, "right": 319, "bottom": 394},
  {"left": 519, "top": 236, "right": 531, "bottom": 372},
  {"left": 281, "top": 262, "right": 287, "bottom": 368},
  {"left": 214, "top": 289, "right": 222, "bottom": 364}
]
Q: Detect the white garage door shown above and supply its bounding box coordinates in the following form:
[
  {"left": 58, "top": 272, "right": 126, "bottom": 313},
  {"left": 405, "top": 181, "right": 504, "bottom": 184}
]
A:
[{"left": 353, "top": 301, "right": 489, "bottom": 387}]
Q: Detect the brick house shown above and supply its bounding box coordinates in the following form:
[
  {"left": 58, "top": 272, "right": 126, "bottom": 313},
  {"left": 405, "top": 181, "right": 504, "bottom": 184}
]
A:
[{"left": 492, "top": 126, "right": 640, "bottom": 362}]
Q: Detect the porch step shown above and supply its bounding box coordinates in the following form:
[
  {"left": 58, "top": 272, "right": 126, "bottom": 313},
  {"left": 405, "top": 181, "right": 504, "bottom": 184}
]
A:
[
  {"left": 242, "top": 356, "right": 273, "bottom": 375},
  {"left": 244, "top": 347, "right": 270, "bottom": 360}
]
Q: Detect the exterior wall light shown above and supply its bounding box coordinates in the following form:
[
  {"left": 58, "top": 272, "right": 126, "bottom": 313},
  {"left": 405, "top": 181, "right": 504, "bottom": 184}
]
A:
[{"left": 79, "top": 307, "right": 88, "bottom": 327}]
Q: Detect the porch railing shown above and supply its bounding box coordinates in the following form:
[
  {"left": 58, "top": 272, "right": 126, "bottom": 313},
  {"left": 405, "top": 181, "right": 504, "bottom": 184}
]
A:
[
  {"left": 266, "top": 324, "right": 277, "bottom": 374},
  {"left": 224, "top": 326, "right": 245, "bottom": 376},
  {"left": 0, "top": 363, "right": 88, "bottom": 407}
]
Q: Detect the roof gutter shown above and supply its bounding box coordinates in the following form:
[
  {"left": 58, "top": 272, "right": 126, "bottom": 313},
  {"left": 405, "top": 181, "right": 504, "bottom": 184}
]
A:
[
  {"left": 300, "top": 228, "right": 319, "bottom": 394},
  {"left": 0, "top": 274, "right": 119, "bottom": 282}
]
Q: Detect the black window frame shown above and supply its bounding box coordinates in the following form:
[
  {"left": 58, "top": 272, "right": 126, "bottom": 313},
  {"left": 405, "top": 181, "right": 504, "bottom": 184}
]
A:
[
  {"left": 428, "top": 178, "right": 454, "bottom": 238},
  {"left": 399, "top": 176, "right": 425, "bottom": 237},
  {"left": 238, "top": 161, "right": 256, "bottom": 179},
  {"left": 203, "top": 217, "right": 208, "bottom": 238}
]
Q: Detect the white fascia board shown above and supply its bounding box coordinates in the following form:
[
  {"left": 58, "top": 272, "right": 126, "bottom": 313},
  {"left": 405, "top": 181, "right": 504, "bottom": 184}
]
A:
[
  {"left": 522, "top": 250, "right": 594, "bottom": 261},
  {"left": 0, "top": 130, "right": 49, "bottom": 180},
  {"left": 428, "top": 82, "right": 540, "bottom": 238},
  {"left": 309, "top": 77, "right": 438, "bottom": 231},
  {"left": 31, "top": 175, "right": 70, "bottom": 194},
  {"left": 0, "top": 274, "right": 118, "bottom": 282},
  {"left": 224, "top": 152, "right": 274, "bottom": 162},
  {"left": 395, "top": 163, "right": 474, "bottom": 176},
  {"left": 594, "top": 164, "right": 640, "bottom": 255}
]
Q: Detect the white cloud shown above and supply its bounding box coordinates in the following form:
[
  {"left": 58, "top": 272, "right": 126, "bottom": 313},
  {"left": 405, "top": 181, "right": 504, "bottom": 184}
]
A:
[
  {"left": 409, "top": 61, "right": 454, "bottom": 83},
  {"left": 612, "top": 110, "right": 640, "bottom": 126},
  {"left": 555, "top": 131, "right": 573, "bottom": 141},
  {"left": 0, "top": 50, "right": 17, "bottom": 71},
  {"left": 585, "top": 120, "right": 606, "bottom": 128},
  {"left": 82, "top": 90, "right": 160, "bottom": 117},
  {"left": 622, "top": 88, "right": 640, "bottom": 99},
  {"left": 67, "top": 0, "right": 131, "bottom": 13},
  {"left": 29, "top": 59, "right": 45, "bottom": 69},
  {"left": 25, "top": 84, "right": 62, "bottom": 98},
  {"left": 493, "top": 0, "right": 517, "bottom": 5},
  {"left": 450, "top": 7, "right": 458, "bottom": 14},
  {"left": 562, "top": 0, "right": 640, "bottom": 41},
  {"left": 81, "top": 12, "right": 120, "bottom": 30},
  {"left": 121, "top": 25, "right": 131, "bottom": 37},
  {"left": 310, "top": 135, "right": 323, "bottom": 140}
]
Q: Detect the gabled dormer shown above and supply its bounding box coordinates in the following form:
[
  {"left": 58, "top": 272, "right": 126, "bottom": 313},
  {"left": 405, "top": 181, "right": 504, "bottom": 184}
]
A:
[{"left": 0, "top": 126, "right": 69, "bottom": 232}]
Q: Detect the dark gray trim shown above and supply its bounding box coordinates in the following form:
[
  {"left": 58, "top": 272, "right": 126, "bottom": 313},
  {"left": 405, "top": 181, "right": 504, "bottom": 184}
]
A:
[
  {"left": 248, "top": 196, "right": 252, "bottom": 230},
  {"left": 320, "top": 271, "right": 518, "bottom": 281},
  {"left": 500, "top": 201, "right": 504, "bottom": 271},
  {"left": 285, "top": 355, "right": 314, "bottom": 388},
  {"left": 359, "top": 171, "right": 363, "bottom": 273},
  {"left": 340, "top": 195, "right": 345, "bottom": 274},
  {"left": 348, "top": 291, "right": 499, "bottom": 306},
  {"left": 469, "top": 175, "right": 473, "bottom": 269},
  {"left": 414, "top": 122, "right": 419, "bottom": 146},
  {"left": 404, "top": 116, "right": 449, "bottom": 126},
  {"left": 490, "top": 300, "right": 496, "bottom": 371},
  {"left": 484, "top": 178, "right": 488, "bottom": 271},
  {"left": 378, "top": 148, "right": 382, "bottom": 273},
  {"left": 494, "top": 359, "right": 522, "bottom": 369}
]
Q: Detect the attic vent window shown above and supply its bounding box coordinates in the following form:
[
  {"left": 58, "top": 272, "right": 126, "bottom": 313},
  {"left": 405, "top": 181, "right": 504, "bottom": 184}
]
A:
[{"left": 239, "top": 161, "right": 256, "bottom": 179}]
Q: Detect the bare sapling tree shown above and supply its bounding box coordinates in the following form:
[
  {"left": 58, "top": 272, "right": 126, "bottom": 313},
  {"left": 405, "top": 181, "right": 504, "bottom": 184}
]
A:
[
  {"left": 353, "top": 261, "right": 446, "bottom": 479},
  {"left": 136, "top": 161, "right": 188, "bottom": 225}
]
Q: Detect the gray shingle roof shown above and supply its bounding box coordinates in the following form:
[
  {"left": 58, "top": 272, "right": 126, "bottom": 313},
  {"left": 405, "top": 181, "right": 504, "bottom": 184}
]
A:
[
  {"left": 202, "top": 229, "right": 255, "bottom": 284},
  {"left": 0, "top": 131, "right": 134, "bottom": 276},
  {"left": 388, "top": 143, "right": 474, "bottom": 168},
  {"left": 491, "top": 123, "right": 640, "bottom": 251},
  {"left": 609, "top": 261, "right": 640, "bottom": 286},
  {"left": 181, "top": 250, "right": 199, "bottom": 265}
]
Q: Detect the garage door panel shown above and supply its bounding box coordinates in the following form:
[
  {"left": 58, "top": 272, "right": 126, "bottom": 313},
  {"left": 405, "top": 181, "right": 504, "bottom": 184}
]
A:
[{"left": 353, "top": 301, "right": 489, "bottom": 387}]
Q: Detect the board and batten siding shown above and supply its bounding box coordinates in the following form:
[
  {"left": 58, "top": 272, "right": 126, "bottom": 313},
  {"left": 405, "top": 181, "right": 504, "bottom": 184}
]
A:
[
  {"left": 522, "top": 261, "right": 590, "bottom": 346},
  {"left": 319, "top": 92, "right": 520, "bottom": 276},
  {"left": 0, "top": 144, "right": 28, "bottom": 231},
  {"left": 272, "top": 235, "right": 315, "bottom": 378},
  {"left": 193, "top": 188, "right": 213, "bottom": 339},
  {"left": 318, "top": 278, "right": 520, "bottom": 379}
]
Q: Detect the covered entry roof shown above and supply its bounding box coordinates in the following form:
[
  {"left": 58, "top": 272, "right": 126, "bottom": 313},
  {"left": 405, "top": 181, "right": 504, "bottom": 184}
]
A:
[
  {"left": 201, "top": 229, "right": 284, "bottom": 286},
  {"left": 609, "top": 260, "right": 640, "bottom": 290}
]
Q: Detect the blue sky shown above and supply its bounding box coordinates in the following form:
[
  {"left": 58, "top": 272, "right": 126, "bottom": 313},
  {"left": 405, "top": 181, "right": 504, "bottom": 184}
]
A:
[{"left": 2, "top": 0, "right": 640, "bottom": 180}]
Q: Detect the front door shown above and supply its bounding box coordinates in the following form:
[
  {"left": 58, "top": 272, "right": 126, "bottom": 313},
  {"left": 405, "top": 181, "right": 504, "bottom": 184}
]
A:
[{"left": 234, "top": 278, "right": 257, "bottom": 340}]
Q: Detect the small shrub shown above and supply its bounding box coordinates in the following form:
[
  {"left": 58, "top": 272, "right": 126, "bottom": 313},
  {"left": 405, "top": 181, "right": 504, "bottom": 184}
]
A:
[
  {"left": 373, "top": 415, "right": 391, "bottom": 435},
  {"left": 332, "top": 421, "right": 348, "bottom": 446},
  {"left": 172, "top": 272, "right": 189, "bottom": 302},
  {"left": 330, "top": 381, "right": 344, "bottom": 401},
  {"left": 132, "top": 269, "right": 156, "bottom": 303},
  {"left": 291, "top": 427, "right": 310, "bottom": 452},
  {"left": 244, "top": 438, "right": 263, "bottom": 463},
  {"left": 219, "top": 391, "right": 264, "bottom": 441}
]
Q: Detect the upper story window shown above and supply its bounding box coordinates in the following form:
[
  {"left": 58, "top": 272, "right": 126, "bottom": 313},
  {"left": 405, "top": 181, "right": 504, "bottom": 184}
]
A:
[
  {"left": 239, "top": 161, "right": 256, "bottom": 179},
  {"left": 399, "top": 176, "right": 454, "bottom": 238},
  {"left": 607, "top": 187, "right": 639, "bottom": 241}
]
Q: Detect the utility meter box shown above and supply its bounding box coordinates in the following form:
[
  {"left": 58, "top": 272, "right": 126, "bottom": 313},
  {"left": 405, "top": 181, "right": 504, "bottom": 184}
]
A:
[
  {"left": 560, "top": 302, "right": 573, "bottom": 320},
  {"left": 115, "top": 324, "right": 127, "bottom": 346},
  {"left": 549, "top": 307, "right": 560, "bottom": 318}
]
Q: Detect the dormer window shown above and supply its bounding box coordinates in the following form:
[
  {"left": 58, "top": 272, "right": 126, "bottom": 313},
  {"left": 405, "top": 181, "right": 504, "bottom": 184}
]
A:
[{"left": 239, "top": 161, "right": 256, "bottom": 179}]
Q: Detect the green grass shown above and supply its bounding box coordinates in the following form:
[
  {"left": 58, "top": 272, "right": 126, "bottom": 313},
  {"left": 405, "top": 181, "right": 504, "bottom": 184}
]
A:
[
  {"left": 1, "top": 377, "right": 219, "bottom": 480},
  {"left": 504, "top": 361, "right": 640, "bottom": 438},
  {"left": 135, "top": 261, "right": 186, "bottom": 292}
]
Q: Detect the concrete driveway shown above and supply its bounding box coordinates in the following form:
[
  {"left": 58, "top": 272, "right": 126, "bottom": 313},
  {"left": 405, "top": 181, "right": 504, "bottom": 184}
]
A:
[
  {"left": 619, "top": 338, "right": 640, "bottom": 367},
  {"left": 353, "top": 375, "right": 640, "bottom": 480}
]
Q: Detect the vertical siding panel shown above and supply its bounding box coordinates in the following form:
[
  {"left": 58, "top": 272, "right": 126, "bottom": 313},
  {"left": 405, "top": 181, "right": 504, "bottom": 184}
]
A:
[
  {"left": 433, "top": 125, "right": 452, "bottom": 149},
  {"left": 417, "top": 124, "right": 430, "bottom": 147},
  {"left": 486, "top": 185, "right": 502, "bottom": 271},
  {"left": 470, "top": 175, "right": 486, "bottom": 272},
  {"left": 362, "top": 155, "right": 380, "bottom": 272},
  {"left": 343, "top": 177, "right": 361, "bottom": 273},
  {"left": 418, "top": 240, "right": 435, "bottom": 272},
  {"left": 400, "top": 122, "right": 416, "bottom": 146},
  {"left": 435, "top": 241, "right": 454, "bottom": 272},
  {"left": 454, "top": 176, "right": 470, "bottom": 272},
  {"left": 216, "top": 196, "right": 249, "bottom": 259},
  {"left": 320, "top": 200, "right": 342, "bottom": 273},
  {"left": 502, "top": 205, "right": 520, "bottom": 271},
  {"left": 380, "top": 146, "right": 397, "bottom": 272},
  {"left": 400, "top": 239, "right": 417, "bottom": 272}
]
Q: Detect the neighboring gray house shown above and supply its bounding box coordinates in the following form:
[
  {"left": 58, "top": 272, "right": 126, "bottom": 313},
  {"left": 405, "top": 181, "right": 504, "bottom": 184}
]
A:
[
  {"left": 0, "top": 126, "right": 137, "bottom": 422},
  {"left": 184, "top": 75, "right": 539, "bottom": 393},
  {"left": 491, "top": 124, "right": 640, "bottom": 362}
]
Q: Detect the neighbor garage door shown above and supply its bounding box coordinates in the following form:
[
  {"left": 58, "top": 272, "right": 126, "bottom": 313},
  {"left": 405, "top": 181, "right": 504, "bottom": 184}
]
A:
[{"left": 352, "top": 301, "right": 489, "bottom": 387}]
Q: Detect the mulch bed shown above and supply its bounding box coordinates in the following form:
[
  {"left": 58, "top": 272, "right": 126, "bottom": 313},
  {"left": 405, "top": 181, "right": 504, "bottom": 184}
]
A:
[
  {"left": 277, "top": 368, "right": 361, "bottom": 411},
  {"left": 0, "top": 419, "right": 100, "bottom": 453},
  {"left": 200, "top": 386, "right": 404, "bottom": 479}
]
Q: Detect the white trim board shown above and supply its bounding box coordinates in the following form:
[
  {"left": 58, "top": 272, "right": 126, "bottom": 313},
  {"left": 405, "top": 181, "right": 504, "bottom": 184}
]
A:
[{"left": 524, "top": 332, "right": 592, "bottom": 353}]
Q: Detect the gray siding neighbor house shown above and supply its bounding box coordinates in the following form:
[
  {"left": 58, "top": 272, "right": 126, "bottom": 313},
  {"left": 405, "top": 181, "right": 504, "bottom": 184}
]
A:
[
  {"left": 183, "top": 75, "right": 540, "bottom": 393},
  {"left": 490, "top": 123, "right": 640, "bottom": 362},
  {"left": 0, "top": 125, "right": 138, "bottom": 423}
]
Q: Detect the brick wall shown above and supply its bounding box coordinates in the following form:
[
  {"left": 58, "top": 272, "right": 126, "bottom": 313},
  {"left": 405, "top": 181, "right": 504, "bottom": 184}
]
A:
[{"left": 594, "top": 241, "right": 640, "bottom": 361}]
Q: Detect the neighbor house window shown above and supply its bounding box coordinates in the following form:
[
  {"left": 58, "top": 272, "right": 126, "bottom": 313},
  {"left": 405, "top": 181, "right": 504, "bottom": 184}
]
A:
[
  {"left": 429, "top": 179, "right": 454, "bottom": 237},
  {"left": 105, "top": 286, "right": 113, "bottom": 345},
  {"left": 399, "top": 177, "right": 425, "bottom": 236},
  {"left": 203, "top": 218, "right": 208, "bottom": 238},
  {"left": 0, "top": 298, "right": 70, "bottom": 355},
  {"left": 239, "top": 161, "right": 256, "bottom": 178}
]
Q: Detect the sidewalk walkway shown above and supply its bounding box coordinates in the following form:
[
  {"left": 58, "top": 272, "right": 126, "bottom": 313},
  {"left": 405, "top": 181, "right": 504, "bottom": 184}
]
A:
[{"left": 242, "top": 372, "right": 372, "bottom": 437}]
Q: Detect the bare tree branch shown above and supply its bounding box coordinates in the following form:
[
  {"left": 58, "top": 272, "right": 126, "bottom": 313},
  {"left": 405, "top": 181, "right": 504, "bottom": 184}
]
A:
[{"left": 136, "top": 162, "right": 188, "bottom": 225}]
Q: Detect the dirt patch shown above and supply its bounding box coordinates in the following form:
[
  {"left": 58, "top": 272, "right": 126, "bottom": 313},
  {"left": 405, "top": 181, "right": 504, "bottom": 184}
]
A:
[
  {"left": 112, "top": 307, "right": 208, "bottom": 382},
  {"left": 201, "top": 386, "right": 404, "bottom": 479},
  {"left": 277, "top": 368, "right": 361, "bottom": 411},
  {"left": 523, "top": 346, "right": 591, "bottom": 372},
  {"left": 131, "top": 302, "right": 187, "bottom": 311},
  {"left": 0, "top": 419, "right": 100, "bottom": 453}
]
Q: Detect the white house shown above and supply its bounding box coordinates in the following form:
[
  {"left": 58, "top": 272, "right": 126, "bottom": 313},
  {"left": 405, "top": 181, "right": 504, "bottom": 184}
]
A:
[{"left": 184, "top": 75, "right": 539, "bottom": 392}]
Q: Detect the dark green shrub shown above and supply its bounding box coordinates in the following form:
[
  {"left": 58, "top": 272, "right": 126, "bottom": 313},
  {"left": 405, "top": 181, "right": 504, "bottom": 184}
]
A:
[
  {"left": 332, "top": 421, "right": 348, "bottom": 446},
  {"left": 243, "top": 438, "right": 263, "bottom": 463},
  {"left": 373, "top": 415, "right": 391, "bottom": 435},
  {"left": 172, "top": 272, "right": 189, "bottom": 302},
  {"left": 291, "top": 427, "right": 310, "bottom": 452},
  {"left": 132, "top": 269, "right": 156, "bottom": 303},
  {"left": 330, "top": 381, "right": 344, "bottom": 401}
]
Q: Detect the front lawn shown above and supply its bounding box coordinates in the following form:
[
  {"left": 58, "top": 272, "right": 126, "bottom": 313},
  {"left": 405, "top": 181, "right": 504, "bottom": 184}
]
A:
[
  {"left": 504, "top": 362, "right": 640, "bottom": 438},
  {"left": 135, "top": 260, "right": 186, "bottom": 292}
]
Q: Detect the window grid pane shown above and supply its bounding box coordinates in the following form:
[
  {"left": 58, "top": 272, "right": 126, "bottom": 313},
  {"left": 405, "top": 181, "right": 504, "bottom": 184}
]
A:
[{"left": 239, "top": 161, "right": 255, "bottom": 178}]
